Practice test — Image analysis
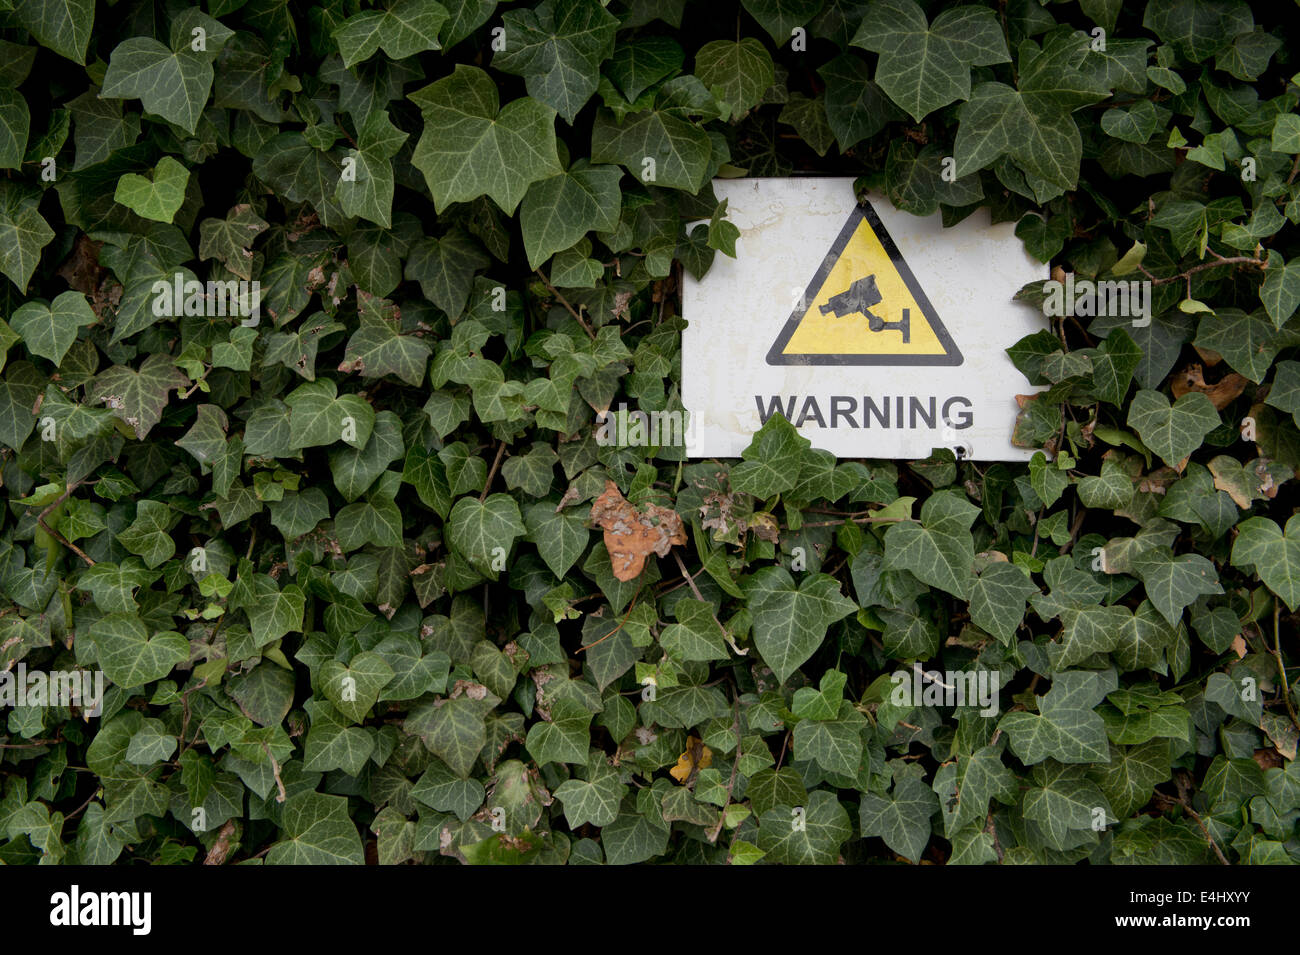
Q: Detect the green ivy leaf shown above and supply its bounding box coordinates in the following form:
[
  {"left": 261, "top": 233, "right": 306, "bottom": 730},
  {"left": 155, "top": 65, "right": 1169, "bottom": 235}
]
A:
[
  {"left": 410, "top": 65, "right": 562, "bottom": 214},
  {"left": 1231, "top": 515, "right": 1300, "bottom": 610},
  {"left": 333, "top": 0, "right": 449, "bottom": 68},
  {"left": 1126, "top": 389, "right": 1219, "bottom": 466},
  {"left": 102, "top": 38, "right": 213, "bottom": 134},
  {"left": 87, "top": 613, "right": 189, "bottom": 689},
  {"left": 9, "top": 291, "right": 96, "bottom": 365},
  {"left": 743, "top": 567, "right": 857, "bottom": 682},
  {"left": 851, "top": 0, "right": 1009, "bottom": 122},
  {"left": 492, "top": 0, "right": 619, "bottom": 123},
  {"left": 882, "top": 491, "right": 979, "bottom": 599},
  {"left": 266, "top": 792, "right": 364, "bottom": 865},
  {"left": 113, "top": 156, "right": 190, "bottom": 224}
]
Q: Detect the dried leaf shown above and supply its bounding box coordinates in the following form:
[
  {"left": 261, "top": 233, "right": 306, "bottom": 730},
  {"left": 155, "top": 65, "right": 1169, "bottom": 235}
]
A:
[{"left": 589, "top": 479, "right": 687, "bottom": 581}]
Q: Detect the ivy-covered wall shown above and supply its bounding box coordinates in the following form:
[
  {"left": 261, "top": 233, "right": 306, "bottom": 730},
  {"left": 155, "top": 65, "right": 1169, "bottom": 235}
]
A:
[{"left": 0, "top": 0, "right": 1297, "bottom": 865}]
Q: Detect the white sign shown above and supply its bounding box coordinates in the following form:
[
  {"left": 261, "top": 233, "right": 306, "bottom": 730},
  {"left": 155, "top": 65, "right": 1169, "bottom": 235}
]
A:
[{"left": 682, "top": 177, "right": 1047, "bottom": 461}]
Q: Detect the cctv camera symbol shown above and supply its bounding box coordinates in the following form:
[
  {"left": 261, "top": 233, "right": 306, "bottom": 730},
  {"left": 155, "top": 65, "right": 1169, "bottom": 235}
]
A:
[{"left": 818, "top": 274, "right": 910, "bottom": 343}]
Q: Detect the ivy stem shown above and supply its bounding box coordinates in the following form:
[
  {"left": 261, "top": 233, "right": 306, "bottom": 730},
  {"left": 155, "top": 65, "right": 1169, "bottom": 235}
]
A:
[
  {"left": 1137, "top": 254, "right": 1265, "bottom": 287},
  {"left": 534, "top": 268, "right": 597, "bottom": 341},
  {"left": 37, "top": 480, "right": 94, "bottom": 567},
  {"left": 707, "top": 689, "right": 742, "bottom": 846},
  {"left": 1273, "top": 602, "right": 1298, "bottom": 729},
  {"left": 480, "top": 440, "right": 507, "bottom": 503}
]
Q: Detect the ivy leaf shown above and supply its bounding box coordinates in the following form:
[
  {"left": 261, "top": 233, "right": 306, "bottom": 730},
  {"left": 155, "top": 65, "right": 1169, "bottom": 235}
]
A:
[
  {"left": 266, "top": 792, "right": 364, "bottom": 865},
  {"left": 102, "top": 38, "right": 214, "bottom": 134},
  {"left": 333, "top": 0, "right": 449, "bottom": 68},
  {"left": 525, "top": 698, "right": 592, "bottom": 765},
  {"left": 411, "top": 758, "right": 486, "bottom": 821},
  {"left": 0, "top": 186, "right": 55, "bottom": 293},
  {"left": 523, "top": 503, "right": 589, "bottom": 578},
  {"left": 520, "top": 162, "right": 622, "bottom": 269},
  {"left": 730, "top": 413, "right": 809, "bottom": 498},
  {"left": 553, "top": 751, "right": 625, "bottom": 827},
  {"left": 339, "top": 298, "right": 432, "bottom": 387},
  {"left": 794, "top": 701, "right": 866, "bottom": 776},
  {"left": 851, "top": 0, "right": 1009, "bottom": 122},
  {"left": 1126, "top": 389, "right": 1219, "bottom": 466},
  {"left": 969, "top": 563, "right": 1038, "bottom": 644},
  {"left": 322, "top": 652, "right": 395, "bottom": 723},
  {"left": 410, "top": 64, "right": 562, "bottom": 214},
  {"left": 590, "top": 103, "right": 712, "bottom": 193},
  {"left": 1131, "top": 548, "right": 1223, "bottom": 625},
  {"left": 76, "top": 558, "right": 160, "bottom": 614},
  {"left": 407, "top": 694, "right": 496, "bottom": 777},
  {"left": 1089, "top": 327, "right": 1142, "bottom": 406},
  {"left": 447, "top": 493, "right": 527, "bottom": 577},
  {"left": 285, "top": 379, "right": 375, "bottom": 450},
  {"left": 1193, "top": 308, "right": 1289, "bottom": 383},
  {"left": 198, "top": 204, "right": 269, "bottom": 280},
  {"left": 13, "top": 0, "right": 95, "bottom": 64},
  {"left": 859, "top": 769, "right": 938, "bottom": 862},
  {"left": 602, "top": 803, "right": 670, "bottom": 864},
  {"left": 605, "top": 36, "right": 684, "bottom": 102},
  {"left": 9, "top": 291, "right": 96, "bottom": 365},
  {"left": 1076, "top": 457, "right": 1134, "bottom": 509},
  {"left": 1260, "top": 255, "right": 1300, "bottom": 329},
  {"left": 757, "top": 789, "right": 851, "bottom": 864},
  {"left": 937, "top": 742, "right": 1018, "bottom": 836},
  {"left": 659, "top": 598, "right": 728, "bottom": 662},
  {"left": 117, "top": 500, "right": 177, "bottom": 569},
  {"left": 86, "top": 613, "right": 188, "bottom": 689},
  {"left": 1091, "top": 740, "right": 1172, "bottom": 818},
  {"left": 304, "top": 700, "right": 376, "bottom": 775},
  {"left": 818, "top": 54, "right": 902, "bottom": 151},
  {"left": 336, "top": 109, "right": 409, "bottom": 228},
  {"left": 492, "top": 0, "right": 619, "bottom": 123},
  {"left": 1022, "top": 762, "right": 1113, "bottom": 851},
  {"left": 114, "top": 157, "right": 190, "bottom": 224},
  {"left": 744, "top": 567, "right": 857, "bottom": 682},
  {"left": 88, "top": 355, "right": 188, "bottom": 440},
  {"left": 0, "top": 88, "right": 30, "bottom": 171},
  {"left": 694, "top": 39, "right": 774, "bottom": 117},
  {"left": 1142, "top": 0, "right": 1251, "bottom": 63},
  {"left": 329, "top": 411, "right": 405, "bottom": 501},
  {"left": 1053, "top": 604, "right": 1129, "bottom": 669},
  {"left": 882, "top": 491, "right": 979, "bottom": 599},
  {"left": 1231, "top": 515, "right": 1300, "bottom": 610},
  {"left": 998, "top": 670, "right": 1117, "bottom": 765},
  {"left": 954, "top": 30, "right": 1109, "bottom": 189},
  {"left": 246, "top": 577, "right": 306, "bottom": 648},
  {"left": 741, "top": 0, "right": 823, "bottom": 45}
]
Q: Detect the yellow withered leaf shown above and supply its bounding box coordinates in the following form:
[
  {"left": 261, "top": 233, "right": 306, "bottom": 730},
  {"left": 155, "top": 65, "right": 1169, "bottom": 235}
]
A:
[{"left": 669, "top": 736, "right": 712, "bottom": 784}]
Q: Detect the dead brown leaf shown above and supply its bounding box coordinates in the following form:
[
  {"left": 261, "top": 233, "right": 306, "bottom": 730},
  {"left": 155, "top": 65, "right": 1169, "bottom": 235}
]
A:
[
  {"left": 56, "top": 234, "right": 104, "bottom": 296},
  {"left": 1192, "top": 344, "right": 1223, "bottom": 367},
  {"left": 589, "top": 480, "right": 687, "bottom": 581},
  {"left": 1170, "top": 363, "right": 1249, "bottom": 410}
]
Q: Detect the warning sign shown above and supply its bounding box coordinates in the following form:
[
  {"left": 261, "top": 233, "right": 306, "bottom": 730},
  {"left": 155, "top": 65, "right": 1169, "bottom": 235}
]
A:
[
  {"left": 681, "top": 178, "right": 1047, "bottom": 461},
  {"left": 766, "top": 204, "right": 962, "bottom": 366}
]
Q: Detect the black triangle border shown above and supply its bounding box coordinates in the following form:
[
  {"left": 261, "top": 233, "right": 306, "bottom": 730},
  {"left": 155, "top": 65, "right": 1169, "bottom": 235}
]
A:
[{"left": 765, "top": 200, "right": 964, "bottom": 367}]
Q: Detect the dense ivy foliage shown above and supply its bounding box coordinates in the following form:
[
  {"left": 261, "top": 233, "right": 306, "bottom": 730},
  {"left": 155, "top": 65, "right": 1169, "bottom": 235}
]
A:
[{"left": 0, "top": 0, "right": 1298, "bottom": 866}]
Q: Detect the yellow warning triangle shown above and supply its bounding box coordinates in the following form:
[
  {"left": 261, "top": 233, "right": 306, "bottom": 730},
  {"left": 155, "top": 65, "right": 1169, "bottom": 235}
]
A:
[{"left": 766, "top": 201, "right": 962, "bottom": 366}]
